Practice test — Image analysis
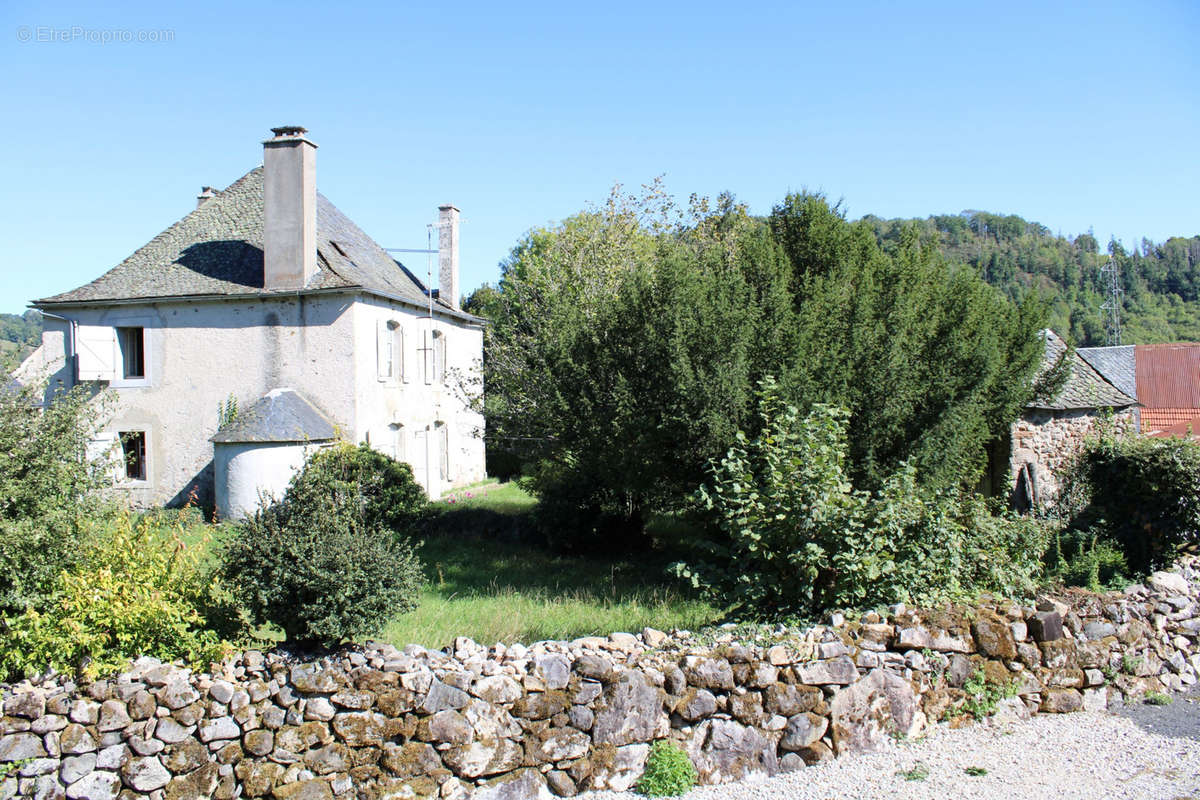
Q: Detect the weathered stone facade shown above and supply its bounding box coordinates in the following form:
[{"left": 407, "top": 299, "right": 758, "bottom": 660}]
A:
[
  {"left": 4, "top": 558, "right": 1200, "bottom": 799},
  {"left": 1009, "top": 407, "right": 1138, "bottom": 506}
]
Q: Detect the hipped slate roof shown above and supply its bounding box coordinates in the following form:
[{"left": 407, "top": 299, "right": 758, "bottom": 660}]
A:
[
  {"left": 36, "top": 167, "right": 480, "bottom": 323},
  {"left": 1028, "top": 330, "right": 1137, "bottom": 411},
  {"left": 1077, "top": 345, "right": 1137, "bottom": 401},
  {"left": 210, "top": 388, "right": 337, "bottom": 444}
]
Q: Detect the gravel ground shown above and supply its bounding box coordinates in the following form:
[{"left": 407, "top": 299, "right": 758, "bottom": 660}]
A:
[
  {"left": 1113, "top": 685, "right": 1200, "bottom": 742},
  {"left": 578, "top": 712, "right": 1200, "bottom": 800}
]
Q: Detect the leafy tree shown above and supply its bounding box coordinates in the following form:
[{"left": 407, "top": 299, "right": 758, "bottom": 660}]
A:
[
  {"left": 482, "top": 187, "right": 795, "bottom": 548},
  {"left": 0, "top": 383, "right": 110, "bottom": 616},
  {"left": 772, "top": 194, "right": 1048, "bottom": 490}
]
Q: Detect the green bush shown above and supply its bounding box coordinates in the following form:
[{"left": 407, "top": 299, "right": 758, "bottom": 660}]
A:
[
  {"left": 1064, "top": 433, "right": 1200, "bottom": 573},
  {"left": 673, "top": 380, "right": 1050, "bottom": 616},
  {"left": 636, "top": 741, "right": 697, "bottom": 797},
  {"left": 0, "top": 513, "right": 232, "bottom": 681},
  {"left": 1044, "top": 528, "right": 1128, "bottom": 590},
  {"left": 283, "top": 442, "right": 428, "bottom": 533},
  {"left": 0, "top": 383, "right": 110, "bottom": 616},
  {"left": 221, "top": 448, "right": 424, "bottom": 649}
]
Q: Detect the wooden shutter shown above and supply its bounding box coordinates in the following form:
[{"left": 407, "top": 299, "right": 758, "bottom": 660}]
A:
[
  {"left": 76, "top": 325, "right": 117, "bottom": 381},
  {"left": 376, "top": 320, "right": 391, "bottom": 380}
]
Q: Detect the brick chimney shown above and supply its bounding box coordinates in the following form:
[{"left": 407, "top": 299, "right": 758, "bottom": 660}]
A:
[
  {"left": 437, "top": 204, "right": 460, "bottom": 309},
  {"left": 262, "top": 126, "right": 318, "bottom": 290}
]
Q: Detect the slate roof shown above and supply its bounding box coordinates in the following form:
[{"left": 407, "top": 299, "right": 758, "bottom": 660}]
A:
[
  {"left": 1077, "top": 345, "right": 1138, "bottom": 401},
  {"left": 36, "top": 167, "right": 480, "bottom": 323},
  {"left": 210, "top": 388, "right": 337, "bottom": 444},
  {"left": 1028, "top": 330, "right": 1138, "bottom": 411}
]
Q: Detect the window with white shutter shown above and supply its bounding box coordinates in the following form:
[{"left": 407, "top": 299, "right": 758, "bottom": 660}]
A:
[
  {"left": 434, "top": 331, "right": 447, "bottom": 384},
  {"left": 376, "top": 320, "right": 393, "bottom": 380},
  {"left": 76, "top": 325, "right": 117, "bottom": 381}
]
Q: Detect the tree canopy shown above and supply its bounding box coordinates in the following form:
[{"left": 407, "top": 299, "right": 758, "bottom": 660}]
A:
[{"left": 476, "top": 186, "right": 1051, "bottom": 549}]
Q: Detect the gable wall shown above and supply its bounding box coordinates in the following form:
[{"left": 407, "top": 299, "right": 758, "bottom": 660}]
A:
[
  {"left": 1009, "top": 407, "right": 1138, "bottom": 508},
  {"left": 36, "top": 295, "right": 357, "bottom": 509},
  {"left": 349, "top": 296, "right": 486, "bottom": 498}
]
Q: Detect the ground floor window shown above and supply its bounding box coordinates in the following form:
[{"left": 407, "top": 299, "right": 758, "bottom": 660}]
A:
[{"left": 119, "top": 430, "right": 147, "bottom": 481}]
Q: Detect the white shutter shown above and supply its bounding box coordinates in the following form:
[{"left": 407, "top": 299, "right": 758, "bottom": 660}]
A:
[
  {"left": 396, "top": 327, "right": 406, "bottom": 383},
  {"left": 423, "top": 330, "right": 433, "bottom": 385},
  {"left": 76, "top": 325, "right": 117, "bottom": 381},
  {"left": 434, "top": 332, "right": 447, "bottom": 384},
  {"left": 87, "top": 432, "right": 120, "bottom": 480},
  {"left": 376, "top": 320, "right": 391, "bottom": 380}
]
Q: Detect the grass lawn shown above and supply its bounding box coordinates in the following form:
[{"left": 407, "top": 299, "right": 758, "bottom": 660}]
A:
[{"left": 382, "top": 482, "right": 724, "bottom": 649}]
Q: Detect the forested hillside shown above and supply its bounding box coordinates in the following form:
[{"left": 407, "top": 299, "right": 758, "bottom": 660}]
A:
[
  {"left": 863, "top": 211, "right": 1200, "bottom": 346},
  {"left": 0, "top": 310, "right": 41, "bottom": 369}
]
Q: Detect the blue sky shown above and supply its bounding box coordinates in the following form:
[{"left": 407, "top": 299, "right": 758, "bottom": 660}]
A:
[{"left": 1, "top": 0, "right": 1196, "bottom": 313}]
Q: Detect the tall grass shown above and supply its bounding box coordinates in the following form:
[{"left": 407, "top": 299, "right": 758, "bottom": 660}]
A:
[{"left": 383, "top": 483, "right": 724, "bottom": 649}]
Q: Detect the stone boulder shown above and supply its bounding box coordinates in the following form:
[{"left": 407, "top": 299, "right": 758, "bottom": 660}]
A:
[
  {"left": 971, "top": 611, "right": 1017, "bottom": 660},
  {"left": 829, "top": 668, "right": 922, "bottom": 755},
  {"left": 592, "top": 672, "right": 666, "bottom": 746},
  {"left": 684, "top": 719, "right": 779, "bottom": 784}
]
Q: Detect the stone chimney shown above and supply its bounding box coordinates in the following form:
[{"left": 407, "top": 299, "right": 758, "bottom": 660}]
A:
[
  {"left": 262, "top": 126, "right": 318, "bottom": 290},
  {"left": 196, "top": 186, "right": 217, "bottom": 208},
  {"left": 437, "top": 204, "right": 460, "bottom": 309}
]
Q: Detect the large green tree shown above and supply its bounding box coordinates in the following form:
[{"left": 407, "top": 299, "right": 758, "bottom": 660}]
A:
[
  {"left": 481, "top": 189, "right": 795, "bottom": 547},
  {"left": 478, "top": 187, "right": 1050, "bottom": 550},
  {"left": 772, "top": 194, "right": 1048, "bottom": 490}
]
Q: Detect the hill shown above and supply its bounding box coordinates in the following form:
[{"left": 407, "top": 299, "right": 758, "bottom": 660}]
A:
[
  {"left": 0, "top": 310, "right": 42, "bottom": 370},
  {"left": 862, "top": 211, "right": 1200, "bottom": 346}
]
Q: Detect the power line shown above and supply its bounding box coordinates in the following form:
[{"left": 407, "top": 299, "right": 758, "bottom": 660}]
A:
[{"left": 1100, "top": 258, "right": 1123, "bottom": 346}]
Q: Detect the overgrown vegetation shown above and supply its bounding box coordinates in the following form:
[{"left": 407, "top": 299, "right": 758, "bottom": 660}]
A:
[
  {"left": 385, "top": 484, "right": 722, "bottom": 648},
  {"left": 672, "top": 382, "right": 1050, "bottom": 617},
  {"left": 0, "top": 383, "right": 108, "bottom": 617},
  {"left": 961, "top": 667, "right": 1018, "bottom": 720},
  {"left": 636, "top": 740, "right": 697, "bottom": 797},
  {"left": 1056, "top": 433, "right": 1200, "bottom": 575},
  {"left": 475, "top": 187, "right": 1049, "bottom": 557},
  {"left": 0, "top": 512, "right": 236, "bottom": 680},
  {"left": 221, "top": 444, "right": 425, "bottom": 649}
]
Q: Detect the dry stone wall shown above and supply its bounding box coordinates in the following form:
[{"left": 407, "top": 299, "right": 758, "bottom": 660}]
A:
[{"left": 4, "top": 558, "right": 1200, "bottom": 800}]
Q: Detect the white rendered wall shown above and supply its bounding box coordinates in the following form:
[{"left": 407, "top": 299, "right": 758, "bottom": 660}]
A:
[
  {"left": 35, "top": 295, "right": 356, "bottom": 508},
  {"left": 34, "top": 292, "right": 485, "bottom": 508},
  {"left": 351, "top": 295, "right": 486, "bottom": 499},
  {"left": 214, "top": 441, "right": 313, "bottom": 521}
]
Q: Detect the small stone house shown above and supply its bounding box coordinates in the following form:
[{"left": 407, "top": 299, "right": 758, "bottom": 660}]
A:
[
  {"left": 1000, "top": 330, "right": 1138, "bottom": 509},
  {"left": 22, "top": 127, "right": 486, "bottom": 515}
]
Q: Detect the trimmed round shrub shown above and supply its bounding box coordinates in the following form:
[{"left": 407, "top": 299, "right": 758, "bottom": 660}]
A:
[
  {"left": 221, "top": 446, "right": 424, "bottom": 649},
  {"left": 286, "top": 442, "right": 428, "bottom": 533},
  {"left": 636, "top": 740, "right": 697, "bottom": 797}
]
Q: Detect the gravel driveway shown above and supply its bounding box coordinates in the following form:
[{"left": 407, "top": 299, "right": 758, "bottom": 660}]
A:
[{"left": 578, "top": 710, "right": 1200, "bottom": 800}]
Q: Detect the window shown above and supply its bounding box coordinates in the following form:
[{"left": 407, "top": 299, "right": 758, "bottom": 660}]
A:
[
  {"left": 119, "top": 431, "right": 147, "bottom": 481},
  {"left": 437, "top": 421, "right": 449, "bottom": 481},
  {"left": 434, "top": 331, "right": 447, "bottom": 384},
  {"left": 117, "top": 327, "right": 145, "bottom": 379},
  {"left": 377, "top": 320, "right": 404, "bottom": 382},
  {"left": 390, "top": 422, "right": 405, "bottom": 461}
]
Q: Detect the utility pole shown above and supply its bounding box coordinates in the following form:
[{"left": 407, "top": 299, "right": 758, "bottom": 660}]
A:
[{"left": 1100, "top": 258, "right": 1123, "bottom": 346}]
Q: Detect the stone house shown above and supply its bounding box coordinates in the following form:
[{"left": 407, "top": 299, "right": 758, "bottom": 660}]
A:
[
  {"left": 22, "top": 127, "right": 486, "bottom": 516},
  {"left": 997, "top": 330, "right": 1138, "bottom": 509}
]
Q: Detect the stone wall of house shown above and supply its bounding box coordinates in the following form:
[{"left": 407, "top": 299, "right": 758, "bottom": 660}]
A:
[
  {"left": 3, "top": 559, "right": 1199, "bottom": 800},
  {"left": 1009, "top": 407, "right": 1138, "bottom": 506}
]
